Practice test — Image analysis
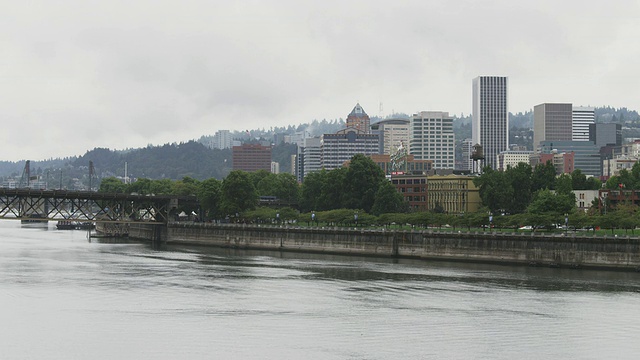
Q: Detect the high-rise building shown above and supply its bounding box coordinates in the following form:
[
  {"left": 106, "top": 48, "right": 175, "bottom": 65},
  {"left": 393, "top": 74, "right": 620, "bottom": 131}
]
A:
[
  {"left": 460, "top": 138, "right": 473, "bottom": 171},
  {"left": 295, "top": 137, "right": 322, "bottom": 181},
  {"left": 211, "top": 130, "right": 233, "bottom": 149},
  {"left": 472, "top": 76, "right": 508, "bottom": 169},
  {"left": 533, "top": 103, "right": 573, "bottom": 152},
  {"left": 572, "top": 106, "right": 595, "bottom": 141},
  {"left": 232, "top": 143, "right": 272, "bottom": 172},
  {"left": 346, "top": 103, "right": 371, "bottom": 134},
  {"left": 589, "top": 123, "right": 622, "bottom": 148},
  {"left": 410, "top": 111, "right": 455, "bottom": 169},
  {"left": 370, "top": 118, "right": 410, "bottom": 155},
  {"left": 321, "top": 128, "right": 379, "bottom": 170}
]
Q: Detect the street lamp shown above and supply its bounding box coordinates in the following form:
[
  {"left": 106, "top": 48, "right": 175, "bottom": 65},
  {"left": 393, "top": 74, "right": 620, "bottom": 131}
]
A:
[{"left": 489, "top": 213, "right": 493, "bottom": 232}]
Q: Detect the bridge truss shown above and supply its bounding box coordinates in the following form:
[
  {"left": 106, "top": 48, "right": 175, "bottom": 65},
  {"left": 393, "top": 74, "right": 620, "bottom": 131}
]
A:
[{"left": 0, "top": 188, "right": 197, "bottom": 224}]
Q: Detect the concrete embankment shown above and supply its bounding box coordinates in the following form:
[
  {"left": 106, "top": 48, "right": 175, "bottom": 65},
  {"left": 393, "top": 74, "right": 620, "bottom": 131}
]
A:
[{"left": 131, "top": 222, "right": 640, "bottom": 271}]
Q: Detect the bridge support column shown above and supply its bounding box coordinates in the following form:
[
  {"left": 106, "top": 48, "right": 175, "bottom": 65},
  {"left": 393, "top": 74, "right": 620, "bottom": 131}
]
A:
[{"left": 151, "top": 224, "right": 167, "bottom": 247}]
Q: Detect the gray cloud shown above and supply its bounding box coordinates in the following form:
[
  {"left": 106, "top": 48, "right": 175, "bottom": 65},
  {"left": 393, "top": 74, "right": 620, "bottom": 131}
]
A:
[{"left": 1, "top": 0, "right": 639, "bottom": 161}]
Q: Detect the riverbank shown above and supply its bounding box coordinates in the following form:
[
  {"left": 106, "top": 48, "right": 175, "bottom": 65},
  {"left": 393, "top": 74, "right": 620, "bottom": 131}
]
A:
[{"left": 130, "top": 222, "right": 640, "bottom": 271}]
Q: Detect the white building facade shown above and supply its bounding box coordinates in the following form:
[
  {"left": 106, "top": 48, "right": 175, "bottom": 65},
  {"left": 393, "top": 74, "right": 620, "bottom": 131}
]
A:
[
  {"left": 572, "top": 106, "right": 595, "bottom": 141},
  {"left": 497, "top": 150, "right": 534, "bottom": 171},
  {"left": 409, "top": 111, "right": 455, "bottom": 169},
  {"left": 472, "top": 76, "right": 509, "bottom": 169},
  {"left": 210, "top": 130, "right": 233, "bottom": 150},
  {"left": 296, "top": 137, "right": 322, "bottom": 181}
]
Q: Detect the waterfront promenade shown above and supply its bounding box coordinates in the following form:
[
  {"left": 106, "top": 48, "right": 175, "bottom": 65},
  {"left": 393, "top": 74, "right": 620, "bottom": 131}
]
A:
[{"left": 128, "top": 222, "right": 640, "bottom": 271}]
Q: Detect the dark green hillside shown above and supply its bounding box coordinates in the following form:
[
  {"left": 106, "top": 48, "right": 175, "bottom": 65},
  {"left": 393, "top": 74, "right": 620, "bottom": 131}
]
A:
[{"left": 73, "top": 141, "right": 232, "bottom": 180}]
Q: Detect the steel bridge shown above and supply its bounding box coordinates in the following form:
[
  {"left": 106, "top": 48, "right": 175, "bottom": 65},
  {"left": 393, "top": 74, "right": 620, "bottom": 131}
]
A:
[{"left": 0, "top": 188, "right": 198, "bottom": 224}]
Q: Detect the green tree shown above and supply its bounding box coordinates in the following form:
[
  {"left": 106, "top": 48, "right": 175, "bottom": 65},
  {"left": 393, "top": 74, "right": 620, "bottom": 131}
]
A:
[
  {"left": 300, "top": 170, "right": 327, "bottom": 212},
  {"left": 555, "top": 174, "right": 573, "bottom": 195},
  {"left": 505, "top": 162, "right": 533, "bottom": 213},
  {"left": 129, "top": 178, "right": 153, "bottom": 194},
  {"left": 220, "top": 170, "right": 258, "bottom": 215},
  {"left": 531, "top": 161, "right": 556, "bottom": 192},
  {"left": 173, "top": 176, "right": 200, "bottom": 196},
  {"left": 98, "top": 177, "right": 127, "bottom": 193},
  {"left": 571, "top": 169, "right": 588, "bottom": 190},
  {"left": 197, "top": 178, "right": 222, "bottom": 220},
  {"left": 371, "top": 180, "right": 406, "bottom": 215},
  {"left": 319, "top": 167, "right": 348, "bottom": 210},
  {"left": 526, "top": 189, "right": 575, "bottom": 230},
  {"left": 344, "top": 154, "right": 386, "bottom": 213},
  {"left": 249, "top": 170, "right": 273, "bottom": 192},
  {"left": 150, "top": 179, "right": 175, "bottom": 195},
  {"left": 274, "top": 173, "right": 300, "bottom": 203},
  {"left": 473, "top": 168, "right": 513, "bottom": 214}
]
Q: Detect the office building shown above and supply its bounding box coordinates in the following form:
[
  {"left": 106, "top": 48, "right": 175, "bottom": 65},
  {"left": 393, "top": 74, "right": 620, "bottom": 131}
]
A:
[
  {"left": 410, "top": 111, "right": 455, "bottom": 169},
  {"left": 346, "top": 103, "right": 371, "bottom": 134},
  {"left": 536, "top": 151, "right": 575, "bottom": 175},
  {"left": 296, "top": 137, "right": 322, "bottom": 181},
  {"left": 538, "top": 140, "right": 600, "bottom": 176},
  {"left": 321, "top": 128, "right": 379, "bottom": 170},
  {"left": 211, "top": 130, "right": 232, "bottom": 150},
  {"left": 390, "top": 174, "right": 428, "bottom": 211},
  {"left": 496, "top": 150, "right": 534, "bottom": 171},
  {"left": 270, "top": 162, "right": 280, "bottom": 174},
  {"left": 370, "top": 118, "right": 410, "bottom": 155},
  {"left": 589, "top": 123, "right": 622, "bottom": 148},
  {"left": 572, "top": 106, "right": 595, "bottom": 141},
  {"left": 533, "top": 103, "right": 573, "bottom": 151},
  {"left": 472, "top": 76, "right": 509, "bottom": 169},
  {"left": 427, "top": 175, "right": 481, "bottom": 214},
  {"left": 460, "top": 138, "right": 474, "bottom": 171},
  {"left": 232, "top": 143, "right": 272, "bottom": 172}
]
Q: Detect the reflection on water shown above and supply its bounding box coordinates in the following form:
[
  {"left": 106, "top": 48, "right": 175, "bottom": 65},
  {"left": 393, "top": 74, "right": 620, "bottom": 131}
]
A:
[{"left": 1, "top": 220, "right": 640, "bottom": 359}]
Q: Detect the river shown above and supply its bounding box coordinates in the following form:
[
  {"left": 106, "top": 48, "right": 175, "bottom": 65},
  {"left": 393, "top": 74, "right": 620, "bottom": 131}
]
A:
[{"left": 1, "top": 220, "right": 640, "bottom": 359}]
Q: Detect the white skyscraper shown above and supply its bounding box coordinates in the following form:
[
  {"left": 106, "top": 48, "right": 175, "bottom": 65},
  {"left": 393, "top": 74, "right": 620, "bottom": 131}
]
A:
[
  {"left": 472, "top": 76, "right": 509, "bottom": 170},
  {"left": 409, "top": 111, "right": 455, "bottom": 169},
  {"left": 296, "top": 137, "right": 322, "bottom": 181},
  {"left": 211, "top": 130, "right": 232, "bottom": 149},
  {"left": 572, "top": 106, "right": 595, "bottom": 141},
  {"left": 461, "top": 138, "right": 473, "bottom": 171}
]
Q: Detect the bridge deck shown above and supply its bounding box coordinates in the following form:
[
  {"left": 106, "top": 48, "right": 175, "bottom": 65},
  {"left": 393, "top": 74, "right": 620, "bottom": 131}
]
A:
[{"left": 0, "top": 188, "right": 198, "bottom": 224}]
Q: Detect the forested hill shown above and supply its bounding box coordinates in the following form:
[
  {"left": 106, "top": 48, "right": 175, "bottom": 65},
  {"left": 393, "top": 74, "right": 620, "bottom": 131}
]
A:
[{"left": 73, "top": 141, "right": 232, "bottom": 180}]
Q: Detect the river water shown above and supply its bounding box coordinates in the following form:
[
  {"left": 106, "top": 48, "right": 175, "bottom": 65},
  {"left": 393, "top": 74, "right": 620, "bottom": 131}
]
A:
[{"left": 2, "top": 221, "right": 640, "bottom": 359}]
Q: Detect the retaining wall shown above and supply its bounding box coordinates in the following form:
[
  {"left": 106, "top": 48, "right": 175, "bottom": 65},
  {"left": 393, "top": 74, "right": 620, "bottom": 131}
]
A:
[{"left": 131, "top": 223, "right": 640, "bottom": 271}]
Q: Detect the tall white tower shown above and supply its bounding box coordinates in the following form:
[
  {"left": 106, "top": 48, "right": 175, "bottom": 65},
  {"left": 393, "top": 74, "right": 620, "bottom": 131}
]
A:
[
  {"left": 572, "top": 106, "right": 595, "bottom": 141},
  {"left": 472, "top": 76, "right": 509, "bottom": 170}
]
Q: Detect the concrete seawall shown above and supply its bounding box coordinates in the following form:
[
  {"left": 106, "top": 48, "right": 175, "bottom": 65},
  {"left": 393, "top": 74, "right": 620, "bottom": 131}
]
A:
[{"left": 131, "top": 223, "right": 640, "bottom": 271}]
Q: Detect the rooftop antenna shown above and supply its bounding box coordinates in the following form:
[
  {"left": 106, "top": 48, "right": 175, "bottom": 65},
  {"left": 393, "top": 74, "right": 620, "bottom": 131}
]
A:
[{"left": 379, "top": 102, "right": 384, "bottom": 118}]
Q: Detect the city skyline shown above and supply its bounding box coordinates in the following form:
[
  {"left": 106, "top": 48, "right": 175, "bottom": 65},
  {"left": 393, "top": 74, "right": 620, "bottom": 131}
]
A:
[{"left": 2, "top": 0, "right": 639, "bottom": 161}]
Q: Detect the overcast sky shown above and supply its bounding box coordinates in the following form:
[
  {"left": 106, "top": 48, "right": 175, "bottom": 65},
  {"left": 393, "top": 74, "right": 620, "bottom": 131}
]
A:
[{"left": 1, "top": 0, "right": 639, "bottom": 161}]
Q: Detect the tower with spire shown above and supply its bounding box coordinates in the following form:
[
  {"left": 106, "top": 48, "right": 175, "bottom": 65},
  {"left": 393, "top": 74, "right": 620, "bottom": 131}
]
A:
[{"left": 346, "top": 103, "right": 371, "bottom": 134}]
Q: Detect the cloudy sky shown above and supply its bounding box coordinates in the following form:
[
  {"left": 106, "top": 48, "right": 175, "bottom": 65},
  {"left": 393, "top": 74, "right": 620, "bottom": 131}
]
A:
[{"left": 1, "top": 0, "right": 638, "bottom": 161}]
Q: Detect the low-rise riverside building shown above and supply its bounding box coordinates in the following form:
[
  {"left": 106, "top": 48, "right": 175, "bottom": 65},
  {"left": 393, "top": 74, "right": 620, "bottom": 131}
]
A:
[{"left": 426, "top": 175, "right": 481, "bottom": 214}]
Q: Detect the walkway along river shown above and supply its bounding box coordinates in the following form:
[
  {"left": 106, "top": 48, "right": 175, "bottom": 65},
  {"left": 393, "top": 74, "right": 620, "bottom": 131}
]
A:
[{"left": 126, "top": 222, "right": 640, "bottom": 271}]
